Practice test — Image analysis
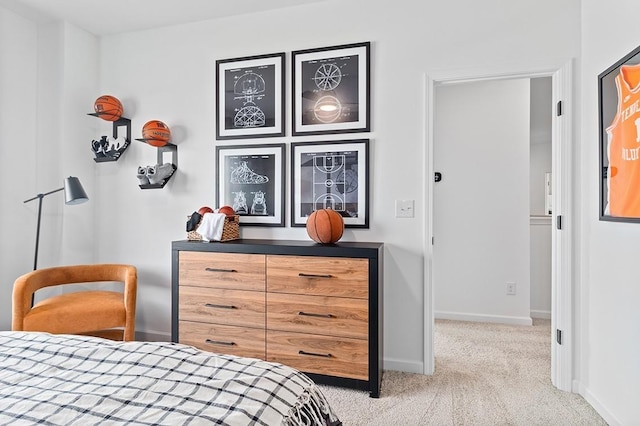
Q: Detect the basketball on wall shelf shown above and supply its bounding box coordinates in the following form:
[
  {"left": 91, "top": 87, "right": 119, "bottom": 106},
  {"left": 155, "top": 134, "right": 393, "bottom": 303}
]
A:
[
  {"left": 142, "top": 120, "right": 171, "bottom": 147},
  {"left": 94, "top": 95, "right": 123, "bottom": 121},
  {"left": 306, "top": 208, "right": 344, "bottom": 244}
]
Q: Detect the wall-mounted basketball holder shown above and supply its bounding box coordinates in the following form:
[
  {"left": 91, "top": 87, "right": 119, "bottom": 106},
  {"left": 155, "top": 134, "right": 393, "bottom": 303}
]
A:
[
  {"left": 134, "top": 138, "right": 178, "bottom": 189},
  {"left": 87, "top": 114, "right": 131, "bottom": 162}
]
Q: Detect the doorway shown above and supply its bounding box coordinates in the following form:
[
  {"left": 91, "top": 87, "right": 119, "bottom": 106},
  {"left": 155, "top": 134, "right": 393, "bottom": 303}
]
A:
[{"left": 423, "top": 62, "right": 574, "bottom": 392}]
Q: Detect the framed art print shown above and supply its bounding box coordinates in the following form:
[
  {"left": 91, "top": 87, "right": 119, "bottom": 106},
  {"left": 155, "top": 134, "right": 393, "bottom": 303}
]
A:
[
  {"left": 292, "top": 42, "right": 370, "bottom": 136},
  {"left": 216, "top": 52, "right": 285, "bottom": 140},
  {"left": 216, "top": 143, "right": 285, "bottom": 226},
  {"left": 599, "top": 44, "right": 640, "bottom": 222},
  {"left": 291, "top": 139, "right": 369, "bottom": 228}
]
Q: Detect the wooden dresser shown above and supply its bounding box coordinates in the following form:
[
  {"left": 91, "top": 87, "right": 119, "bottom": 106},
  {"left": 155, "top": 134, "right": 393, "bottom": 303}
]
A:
[{"left": 171, "top": 239, "right": 383, "bottom": 397}]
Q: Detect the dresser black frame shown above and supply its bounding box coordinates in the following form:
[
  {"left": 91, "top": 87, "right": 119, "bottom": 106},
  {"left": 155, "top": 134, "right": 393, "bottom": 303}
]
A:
[{"left": 171, "top": 239, "right": 384, "bottom": 398}]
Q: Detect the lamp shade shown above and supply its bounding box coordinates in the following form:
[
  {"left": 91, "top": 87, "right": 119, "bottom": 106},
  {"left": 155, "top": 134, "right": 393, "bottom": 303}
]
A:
[{"left": 64, "top": 176, "right": 88, "bottom": 205}]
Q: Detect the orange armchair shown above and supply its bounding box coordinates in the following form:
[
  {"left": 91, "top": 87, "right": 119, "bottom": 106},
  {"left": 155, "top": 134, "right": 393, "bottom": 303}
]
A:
[{"left": 12, "top": 264, "right": 137, "bottom": 341}]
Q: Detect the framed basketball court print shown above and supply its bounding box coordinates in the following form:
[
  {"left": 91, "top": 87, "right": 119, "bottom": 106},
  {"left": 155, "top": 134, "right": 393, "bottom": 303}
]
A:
[
  {"left": 215, "top": 143, "right": 285, "bottom": 227},
  {"left": 599, "top": 43, "right": 640, "bottom": 222},
  {"left": 291, "top": 139, "right": 369, "bottom": 228},
  {"left": 292, "top": 42, "right": 370, "bottom": 136},
  {"left": 216, "top": 52, "right": 285, "bottom": 140}
]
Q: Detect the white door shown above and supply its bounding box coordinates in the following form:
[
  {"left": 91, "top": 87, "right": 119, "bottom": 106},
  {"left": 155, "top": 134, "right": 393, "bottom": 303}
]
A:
[{"left": 433, "top": 78, "right": 532, "bottom": 325}]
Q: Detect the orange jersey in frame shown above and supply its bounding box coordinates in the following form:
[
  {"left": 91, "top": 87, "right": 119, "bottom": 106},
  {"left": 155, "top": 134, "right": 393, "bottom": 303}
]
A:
[{"left": 607, "top": 63, "right": 640, "bottom": 217}]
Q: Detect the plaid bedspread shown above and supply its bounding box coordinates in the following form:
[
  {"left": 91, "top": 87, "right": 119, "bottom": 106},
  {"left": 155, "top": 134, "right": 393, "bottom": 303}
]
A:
[{"left": 0, "top": 332, "right": 341, "bottom": 425}]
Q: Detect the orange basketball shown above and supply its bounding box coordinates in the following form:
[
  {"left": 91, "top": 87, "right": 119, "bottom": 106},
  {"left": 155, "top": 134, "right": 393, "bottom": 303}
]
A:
[
  {"left": 306, "top": 208, "right": 344, "bottom": 244},
  {"left": 142, "top": 120, "right": 171, "bottom": 147},
  {"left": 218, "top": 206, "right": 235, "bottom": 216},
  {"left": 94, "top": 95, "right": 123, "bottom": 121}
]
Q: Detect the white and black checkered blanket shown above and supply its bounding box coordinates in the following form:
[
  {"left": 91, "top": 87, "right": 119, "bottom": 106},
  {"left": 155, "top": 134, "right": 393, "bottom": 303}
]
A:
[{"left": 0, "top": 332, "right": 341, "bottom": 425}]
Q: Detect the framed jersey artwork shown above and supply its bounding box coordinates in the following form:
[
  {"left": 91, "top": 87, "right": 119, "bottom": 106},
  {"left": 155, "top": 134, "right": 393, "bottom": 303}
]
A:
[{"left": 599, "top": 44, "right": 640, "bottom": 222}]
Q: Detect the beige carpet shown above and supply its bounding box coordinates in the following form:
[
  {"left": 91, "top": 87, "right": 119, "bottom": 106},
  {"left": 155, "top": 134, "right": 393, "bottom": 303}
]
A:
[{"left": 319, "top": 319, "right": 606, "bottom": 425}]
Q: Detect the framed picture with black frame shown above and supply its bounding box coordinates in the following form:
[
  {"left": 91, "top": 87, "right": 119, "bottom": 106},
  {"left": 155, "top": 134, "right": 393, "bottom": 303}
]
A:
[
  {"left": 292, "top": 42, "right": 370, "bottom": 136},
  {"left": 216, "top": 143, "right": 285, "bottom": 227},
  {"left": 599, "top": 43, "right": 640, "bottom": 222},
  {"left": 216, "top": 52, "right": 285, "bottom": 140},
  {"left": 291, "top": 139, "right": 369, "bottom": 228}
]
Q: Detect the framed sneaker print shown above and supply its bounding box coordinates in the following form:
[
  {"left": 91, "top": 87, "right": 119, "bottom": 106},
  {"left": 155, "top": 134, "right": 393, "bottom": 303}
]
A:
[
  {"left": 291, "top": 139, "right": 369, "bottom": 228},
  {"left": 216, "top": 143, "right": 285, "bottom": 226},
  {"left": 216, "top": 52, "right": 285, "bottom": 140},
  {"left": 292, "top": 42, "right": 370, "bottom": 136},
  {"left": 599, "top": 43, "right": 640, "bottom": 222}
]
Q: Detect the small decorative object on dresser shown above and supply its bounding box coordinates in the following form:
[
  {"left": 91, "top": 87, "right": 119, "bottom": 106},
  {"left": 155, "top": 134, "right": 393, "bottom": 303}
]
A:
[
  {"left": 171, "top": 239, "right": 384, "bottom": 398},
  {"left": 306, "top": 208, "right": 344, "bottom": 244},
  {"left": 186, "top": 212, "right": 240, "bottom": 242}
]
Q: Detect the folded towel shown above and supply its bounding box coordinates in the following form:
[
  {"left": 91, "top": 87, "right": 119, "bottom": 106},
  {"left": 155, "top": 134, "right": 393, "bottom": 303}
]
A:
[{"left": 198, "top": 212, "right": 226, "bottom": 242}]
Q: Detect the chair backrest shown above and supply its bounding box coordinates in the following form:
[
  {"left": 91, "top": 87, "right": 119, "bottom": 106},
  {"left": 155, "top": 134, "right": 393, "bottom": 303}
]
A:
[{"left": 12, "top": 264, "right": 137, "bottom": 340}]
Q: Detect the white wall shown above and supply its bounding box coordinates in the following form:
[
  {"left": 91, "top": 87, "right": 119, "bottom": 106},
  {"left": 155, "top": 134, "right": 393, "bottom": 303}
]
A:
[
  {"left": 90, "top": 0, "right": 580, "bottom": 371},
  {"left": 433, "top": 79, "right": 532, "bottom": 325},
  {"left": 580, "top": 0, "right": 640, "bottom": 423},
  {"left": 0, "top": 7, "right": 37, "bottom": 329},
  {"left": 0, "top": 0, "right": 582, "bottom": 375},
  {"left": 529, "top": 77, "right": 552, "bottom": 318},
  {"left": 0, "top": 15, "right": 98, "bottom": 321}
]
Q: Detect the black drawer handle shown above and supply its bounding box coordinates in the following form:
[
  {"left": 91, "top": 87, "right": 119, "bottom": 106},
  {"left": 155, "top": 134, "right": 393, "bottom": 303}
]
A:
[
  {"left": 298, "top": 350, "right": 332, "bottom": 358},
  {"left": 205, "top": 267, "right": 237, "bottom": 273},
  {"left": 205, "top": 339, "right": 235, "bottom": 346},
  {"left": 298, "top": 273, "right": 333, "bottom": 279},
  {"left": 298, "top": 311, "right": 333, "bottom": 318},
  {"left": 205, "top": 303, "right": 237, "bottom": 310}
]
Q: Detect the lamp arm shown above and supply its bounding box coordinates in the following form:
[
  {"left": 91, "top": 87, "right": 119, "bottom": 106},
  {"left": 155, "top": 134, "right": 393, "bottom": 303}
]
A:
[
  {"left": 23, "top": 187, "right": 64, "bottom": 204},
  {"left": 23, "top": 186, "right": 64, "bottom": 271}
]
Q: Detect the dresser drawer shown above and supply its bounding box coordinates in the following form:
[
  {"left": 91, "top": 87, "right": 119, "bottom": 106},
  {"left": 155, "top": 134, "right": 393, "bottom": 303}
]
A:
[
  {"left": 179, "top": 286, "right": 265, "bottom": 328},
  {"left": 179, "top": 321, "right": 265, "bottom": 359},
  {"left": 267, "top": 293, "right": 368, "bottom": 339},
  {"left": 179, "top": 252, "right": 265, "bottom": 291},
  {"left": 267, "top": 255, "right": 368, "bottom": 298},
  {"left": 267, "top": 331, "right": 368, "bottom": 380}
]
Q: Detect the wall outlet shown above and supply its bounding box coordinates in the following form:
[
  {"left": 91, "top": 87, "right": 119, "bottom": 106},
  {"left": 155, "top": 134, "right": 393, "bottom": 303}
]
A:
[{"left": 506, "top": 282, "right": 516, "bottom": 295}]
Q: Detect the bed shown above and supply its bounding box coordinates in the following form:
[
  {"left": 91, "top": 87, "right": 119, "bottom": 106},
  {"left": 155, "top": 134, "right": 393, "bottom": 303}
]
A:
[{"left": 0, "top": 331, "right": 342, "bottom": 425}]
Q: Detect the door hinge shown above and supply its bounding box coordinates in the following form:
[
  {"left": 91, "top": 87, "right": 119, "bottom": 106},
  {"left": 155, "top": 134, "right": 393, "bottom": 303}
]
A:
[
  {"left": 556, "top": 329, "right": 563, "bottom": 345},
  {"left": 431, "top": 237, "right": 434, "bottom": 245},
  {"left": 556, "top": 215, "right": 562, "bottom": 230},
  {"left": 556, "top": 100, "right": 563, "bottom": 117}
]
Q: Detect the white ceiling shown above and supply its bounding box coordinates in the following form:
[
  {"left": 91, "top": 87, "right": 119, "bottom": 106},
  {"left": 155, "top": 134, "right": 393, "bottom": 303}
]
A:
[{"left": 0, "top": 0, "right": 326, "bottom": 35}]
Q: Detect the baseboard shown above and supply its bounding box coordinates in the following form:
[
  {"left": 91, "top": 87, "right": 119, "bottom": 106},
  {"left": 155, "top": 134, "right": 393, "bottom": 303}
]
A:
[
  {"left": 435, "top": 311, "right": 533, "bottom": 326},
  {"left": 530, "top": 309, "right": 551, "bottom": 319},
  {"left": 135, "top": 330, "right": 171, "bottom": 342},
  {"left": 581, "top": 385, "right": 622, "bottom": 426},
  {"left": 383, "top": 357, "right": 424, "bottom": 374}
]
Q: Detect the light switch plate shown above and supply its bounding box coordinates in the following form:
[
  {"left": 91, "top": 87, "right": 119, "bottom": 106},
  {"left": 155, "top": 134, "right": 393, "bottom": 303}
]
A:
[{"left": 395, "top": 200, "right": 415, "bottom": 218}]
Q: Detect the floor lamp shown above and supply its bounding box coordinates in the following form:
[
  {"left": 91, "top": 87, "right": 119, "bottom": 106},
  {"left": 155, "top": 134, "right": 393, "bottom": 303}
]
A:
[{"left": 23, "top": 176, "right": 89, "bottom": 271}]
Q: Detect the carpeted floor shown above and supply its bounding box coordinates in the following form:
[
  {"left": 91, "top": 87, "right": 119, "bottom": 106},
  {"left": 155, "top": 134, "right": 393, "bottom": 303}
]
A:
[{"left": 319, "top": 319, "right": 606, "bottom": 425}]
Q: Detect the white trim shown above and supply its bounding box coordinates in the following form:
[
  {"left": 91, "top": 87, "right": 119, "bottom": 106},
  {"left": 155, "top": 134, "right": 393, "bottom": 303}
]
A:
[
  {"left": 581, "top": 387, "right": 623, "bottom": 426},
  {"left": 435, "top": 311, "right": 533, "bottom": 326},
  {"left": 530, "top": 309, "right": 552, "bottom": 319},
  {"left": 550, "top": 60, "right": 574, "bottom": 392},
  {"left": 423, "top": 73, "right": 435, "bottom": 375},
  {"left": 383, "top": 358, "right": 424, "bottom": 375},
  {"left": 424, "top": 60, "right": 575, "bottom": 392}
]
